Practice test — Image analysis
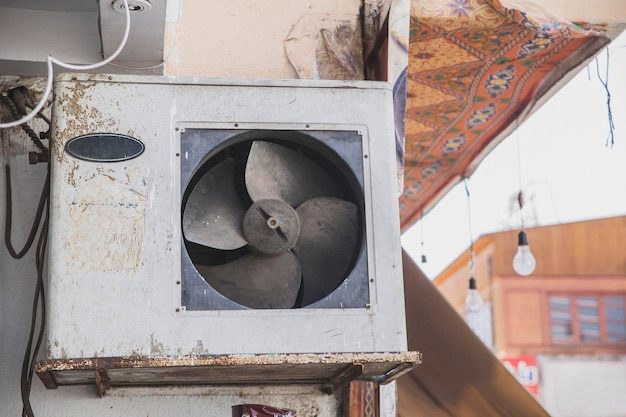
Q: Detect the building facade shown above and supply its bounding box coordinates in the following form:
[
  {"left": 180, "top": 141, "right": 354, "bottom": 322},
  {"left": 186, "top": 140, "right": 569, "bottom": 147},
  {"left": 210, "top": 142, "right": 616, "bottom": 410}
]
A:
[{"left": 435, "top": 216, "right": 626, "bottom": 417}]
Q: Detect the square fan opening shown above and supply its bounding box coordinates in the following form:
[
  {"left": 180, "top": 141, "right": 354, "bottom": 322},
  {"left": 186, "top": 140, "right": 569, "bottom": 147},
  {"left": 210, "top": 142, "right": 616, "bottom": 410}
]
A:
[{"left": 179, "top": 127, "right": 370, "bottom": 311}]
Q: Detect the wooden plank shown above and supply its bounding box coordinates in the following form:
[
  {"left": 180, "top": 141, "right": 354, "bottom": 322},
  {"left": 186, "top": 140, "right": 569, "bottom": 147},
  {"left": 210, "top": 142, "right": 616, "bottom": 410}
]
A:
[{"left": 35, "top": 352, "right": 421, "bottom": 394}]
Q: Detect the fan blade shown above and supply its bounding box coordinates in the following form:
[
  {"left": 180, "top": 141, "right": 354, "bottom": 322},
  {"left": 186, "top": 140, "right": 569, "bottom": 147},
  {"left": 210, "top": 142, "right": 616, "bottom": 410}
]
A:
[
  {"left": 245, "top": 141, "right": 341, "bottom": 207},
  {"left": 293, "top": 197, "right": 358, "bottom": 306},
  {"left": 196, "top": 252, "right": 302, "bottom": 309},
  {"left": 182, "top": 158, "right": 247, "bottom": 250}
]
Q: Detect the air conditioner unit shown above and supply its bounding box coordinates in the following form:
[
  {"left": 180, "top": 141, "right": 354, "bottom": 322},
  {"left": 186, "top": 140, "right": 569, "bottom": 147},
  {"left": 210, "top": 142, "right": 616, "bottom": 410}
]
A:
[{"left": 37, "top": 74, "right": 418, "bottom": 392}]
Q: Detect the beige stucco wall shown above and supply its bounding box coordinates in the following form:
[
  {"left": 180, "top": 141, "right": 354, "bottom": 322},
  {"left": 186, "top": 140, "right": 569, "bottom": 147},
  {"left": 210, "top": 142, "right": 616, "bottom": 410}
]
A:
[
  {"left": 165, "top": 0, "right": 362, "bottom": 78},
  {"left": 540, "top": 0, "right": 626, "bottom": 23},
  {"left": 164, "top": 0, "right": 626, "bottom": 81},
  {"left": 502, "top": 0, "right": 626, "bottom": 37}
]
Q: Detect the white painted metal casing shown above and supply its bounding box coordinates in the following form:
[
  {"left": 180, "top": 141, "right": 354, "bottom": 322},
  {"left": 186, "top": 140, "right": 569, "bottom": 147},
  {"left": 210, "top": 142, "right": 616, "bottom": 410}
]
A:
[{"left": 47, "top": 73, "right": 406, "bottom": 359}]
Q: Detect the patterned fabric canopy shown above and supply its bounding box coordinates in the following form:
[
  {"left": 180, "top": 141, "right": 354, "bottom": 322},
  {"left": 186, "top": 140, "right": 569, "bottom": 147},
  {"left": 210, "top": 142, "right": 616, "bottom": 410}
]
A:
[{"left": 399, "top": 0, "right": 607, "bottom": 230}]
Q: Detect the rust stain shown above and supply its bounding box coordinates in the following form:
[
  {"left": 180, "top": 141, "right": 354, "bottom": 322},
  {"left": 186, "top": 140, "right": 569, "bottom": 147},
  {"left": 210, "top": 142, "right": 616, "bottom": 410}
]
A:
[
  {"left": 35, "top": 352, "right": 422, "bottom": 391},
  {"left": 37, "top": 352, "right": 422, "bottom": 371},
  {"left": 52, "top": 80, "right": 118, "bottom": 167},
  {"left": 66, "top": 161, "right": 79, "bottom": 187}
]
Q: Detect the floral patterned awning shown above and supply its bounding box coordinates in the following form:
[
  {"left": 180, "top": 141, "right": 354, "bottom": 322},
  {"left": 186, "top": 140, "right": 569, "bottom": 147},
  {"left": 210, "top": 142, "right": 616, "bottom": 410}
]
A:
[{"left": 399, "top": 0, "right": 609, "bottom": 230}]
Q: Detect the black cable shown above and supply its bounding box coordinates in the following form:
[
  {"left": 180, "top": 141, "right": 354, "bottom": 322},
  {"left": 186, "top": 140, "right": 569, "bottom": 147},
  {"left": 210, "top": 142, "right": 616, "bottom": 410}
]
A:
[
  {"left": 0, "top": 94, "right": 48, "bottom": 152},
  {"left": 3, "top": 173, "right": 47, "bottom": 417},
  {"left": 21, "top": 210, "right": 48, "bottom": 417},
  {"left": 2, "top": 125, "right": 49, "bottom": 416},
  {"left": 24, "top": 104, "right": 52, "bottom": 126},
  {"left": 5, "top": 165, "right": 50, "bottom": 259},
  {"left": 2, "top": 86, "right": 50, "bottom": 417}
]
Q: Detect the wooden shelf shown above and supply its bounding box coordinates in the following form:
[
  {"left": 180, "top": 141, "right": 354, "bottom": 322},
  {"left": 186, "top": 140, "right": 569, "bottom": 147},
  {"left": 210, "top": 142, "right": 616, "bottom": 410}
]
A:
[{"left": 36, "top": 351, "right": 421, "bottom": 396}]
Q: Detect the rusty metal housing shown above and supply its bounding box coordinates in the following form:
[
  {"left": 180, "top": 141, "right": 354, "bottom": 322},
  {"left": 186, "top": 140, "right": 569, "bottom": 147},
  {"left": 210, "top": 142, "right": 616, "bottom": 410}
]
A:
[{"left": 43, "top": 73, "right": 412, "bottom": 390}]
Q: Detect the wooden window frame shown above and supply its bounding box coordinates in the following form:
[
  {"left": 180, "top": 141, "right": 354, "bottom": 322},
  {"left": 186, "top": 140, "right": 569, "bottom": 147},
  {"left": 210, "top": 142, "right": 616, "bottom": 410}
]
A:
[{"left": 547, "top": 293, "right": 626, "bottom": 346}]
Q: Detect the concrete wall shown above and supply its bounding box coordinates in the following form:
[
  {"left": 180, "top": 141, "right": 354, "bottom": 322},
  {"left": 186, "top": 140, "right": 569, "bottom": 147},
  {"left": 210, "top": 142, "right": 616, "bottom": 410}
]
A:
[
  {"left": 164, "top": 0, "right": 362, "bottom": 78},
  {"left": 538, "top": 355, "right": 626, "bottom": 417}
]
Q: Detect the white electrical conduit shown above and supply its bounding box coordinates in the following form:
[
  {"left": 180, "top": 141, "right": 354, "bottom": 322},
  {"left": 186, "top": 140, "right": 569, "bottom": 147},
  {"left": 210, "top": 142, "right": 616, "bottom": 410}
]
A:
[{"left": 0, "top": 0, "right": 132, "bottom": 129}]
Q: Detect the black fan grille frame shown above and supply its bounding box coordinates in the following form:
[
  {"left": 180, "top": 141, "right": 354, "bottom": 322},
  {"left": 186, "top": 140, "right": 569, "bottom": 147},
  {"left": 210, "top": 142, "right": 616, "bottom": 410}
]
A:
[{"left": 178, "top": 125, "right": 370, "bottom": 311}]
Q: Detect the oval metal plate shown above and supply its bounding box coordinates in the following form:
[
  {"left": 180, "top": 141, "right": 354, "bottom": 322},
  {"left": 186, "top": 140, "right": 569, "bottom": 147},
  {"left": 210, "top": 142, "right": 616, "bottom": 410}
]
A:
[{"left": 65, "top": 133, "right": 145, "bottom": 162}]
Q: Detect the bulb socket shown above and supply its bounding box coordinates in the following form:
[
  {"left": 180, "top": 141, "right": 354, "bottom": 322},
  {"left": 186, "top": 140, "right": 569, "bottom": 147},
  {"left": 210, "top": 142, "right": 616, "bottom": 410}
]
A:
[
  {"left": 469, "top": 277, "right": 477, "bottom": 290},
  {"left": 517, "top": 230, "right": 529, "bottom": 246}
]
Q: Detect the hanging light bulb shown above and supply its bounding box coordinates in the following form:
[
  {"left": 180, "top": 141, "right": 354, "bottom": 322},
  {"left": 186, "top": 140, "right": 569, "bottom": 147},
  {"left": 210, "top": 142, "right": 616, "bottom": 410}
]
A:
[
  {"left": 465, "top": 277, "right": 483, "bottom": 313},
  {"left": 463, "top": 178, "right": 483, "bottom": 314},
  {"left": 513, "top": 230, "right": 536, "bottom": 276},
  {"left": 511, "top": 122, "right": 536, "bottom": 277}
]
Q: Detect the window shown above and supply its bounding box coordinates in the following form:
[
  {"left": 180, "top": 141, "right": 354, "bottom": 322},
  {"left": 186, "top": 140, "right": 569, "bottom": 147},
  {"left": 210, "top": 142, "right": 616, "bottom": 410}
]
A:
[
  {"left": 606, "top": 297, "right": 626, "bottom": 342},
  {"left": 548, "top": 294, "right": 626, "bottom": 344}
]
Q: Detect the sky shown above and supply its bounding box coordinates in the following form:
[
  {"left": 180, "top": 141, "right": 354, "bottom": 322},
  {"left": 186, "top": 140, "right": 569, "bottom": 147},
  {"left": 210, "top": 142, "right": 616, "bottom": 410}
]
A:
[{"left": 402, "top": 31, "right": 626, "bottom": 279}]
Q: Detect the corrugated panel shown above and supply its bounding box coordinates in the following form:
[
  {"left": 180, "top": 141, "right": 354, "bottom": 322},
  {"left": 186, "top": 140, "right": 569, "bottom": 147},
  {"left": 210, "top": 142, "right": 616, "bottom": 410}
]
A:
[{"left": 398, "top": 251, "right": 550, "bottom": 417}]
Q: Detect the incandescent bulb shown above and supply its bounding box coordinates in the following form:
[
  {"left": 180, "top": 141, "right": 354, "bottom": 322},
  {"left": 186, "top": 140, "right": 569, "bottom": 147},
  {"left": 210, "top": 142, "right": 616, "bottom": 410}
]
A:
[
  {"left": 465, "top": 277, "right": 483, "bottom": 313},
  {"left": 513, "top": 230, "right": 536, "bottom": 276}
]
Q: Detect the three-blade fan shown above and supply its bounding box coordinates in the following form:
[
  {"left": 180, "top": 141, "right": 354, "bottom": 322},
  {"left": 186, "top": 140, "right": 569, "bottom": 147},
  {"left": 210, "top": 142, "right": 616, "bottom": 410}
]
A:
[{"left": 182, "top": 141, "right": 359, "bottom": 309}]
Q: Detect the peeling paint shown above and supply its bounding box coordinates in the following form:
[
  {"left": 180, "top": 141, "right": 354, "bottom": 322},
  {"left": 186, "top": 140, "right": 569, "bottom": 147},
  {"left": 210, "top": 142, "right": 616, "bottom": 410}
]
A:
[
  {"left": 52, "top": 79, "right": 143, "bottom": 170},
  {"left": 66, "top": 169, "right": 146, "bottom": 274},
  {"left": 191, "top": 340, "right": 209, "bottom": 356},
  {"left": 150, "top": 334, "right": 165, "bottom": 356},
  {"left": 63, "top": 162, "right": 78, "bottom": 188}
]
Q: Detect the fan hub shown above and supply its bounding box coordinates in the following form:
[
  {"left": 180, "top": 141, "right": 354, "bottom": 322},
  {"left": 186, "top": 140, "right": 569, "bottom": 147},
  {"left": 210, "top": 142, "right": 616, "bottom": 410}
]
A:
[{"left": 243, "top": 199, "right": 300, "bottom": 255}]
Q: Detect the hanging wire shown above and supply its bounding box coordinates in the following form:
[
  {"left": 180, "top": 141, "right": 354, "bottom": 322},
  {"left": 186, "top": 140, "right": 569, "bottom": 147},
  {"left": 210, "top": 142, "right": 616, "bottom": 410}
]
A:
[
  {"left": 0, "top": 94, "right": 47, "bottom": 152},
  {"left": 21, "top": 208, "right": 48, "bottom": 417},
  {"left": 463, "top": 178, "right": 476, "bottom": 273},
  {"left": 595, "top": 48, "right": 615, "bottom": 147},
  {"left": 1, "top": 115, "right": 50, "bottom": 259},
  {"left": 0, "top": 0, "right": 131, "bottom": 130},
  {"left": 2, "top": 99, "right": 50, "bottom": 417},
  {"left": 514, "top": 116, "right": 525, "bottom": 230},
  {"left": 0, "top": 5, "right": 131, "bottom": 414},
  {"left": 4, "top": 166, "right": 49, "bottom": 259},
  {"left": 420, "top": 211, "right": 427, "bottom": 263}
]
